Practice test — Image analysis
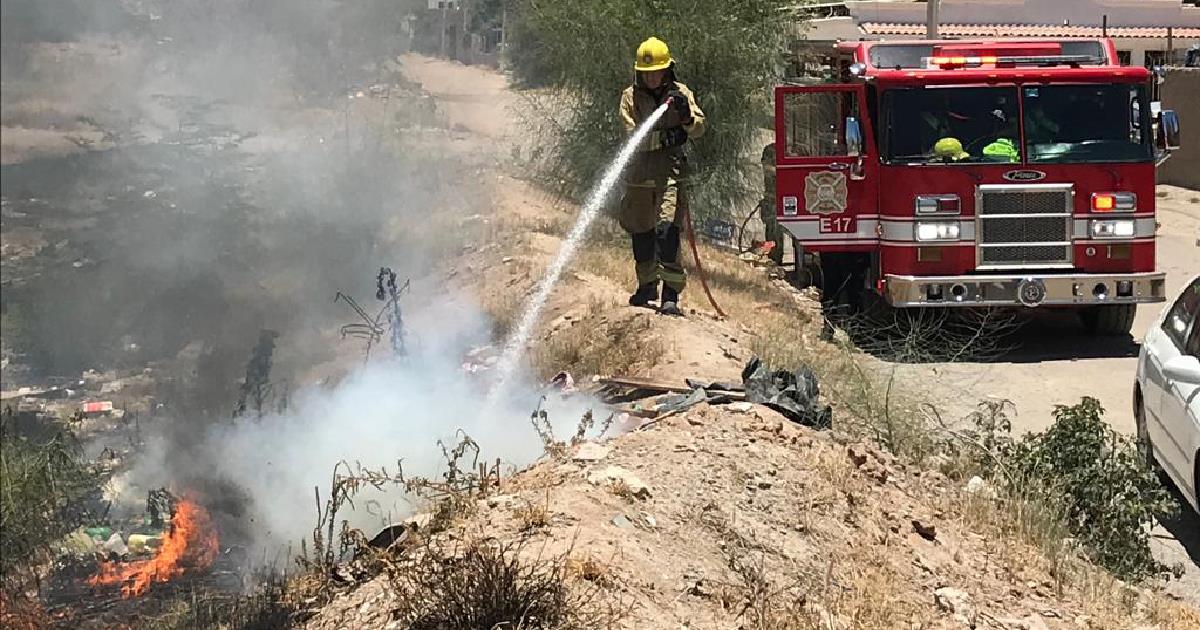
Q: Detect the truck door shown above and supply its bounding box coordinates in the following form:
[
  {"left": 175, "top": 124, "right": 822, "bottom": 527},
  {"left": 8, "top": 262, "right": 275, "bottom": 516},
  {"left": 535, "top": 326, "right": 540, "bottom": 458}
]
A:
[{"left": 774, "top": 84, "right": 879, "bottom": 251}]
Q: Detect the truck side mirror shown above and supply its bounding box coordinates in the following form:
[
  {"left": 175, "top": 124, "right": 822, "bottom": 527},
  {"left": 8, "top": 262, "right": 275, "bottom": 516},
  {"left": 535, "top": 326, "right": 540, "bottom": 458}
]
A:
[
  {"left": 845, "top": 117, "right": 863, "bottom": 157},
  {"left": 1158, "top": 109, "right": 1181, "bottom": 151}
]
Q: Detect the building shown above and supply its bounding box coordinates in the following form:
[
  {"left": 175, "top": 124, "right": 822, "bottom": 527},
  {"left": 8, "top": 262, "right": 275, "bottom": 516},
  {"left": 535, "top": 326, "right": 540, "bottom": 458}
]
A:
[{"left": 803, "top": 0, "right": 1200, "bottom": 68}]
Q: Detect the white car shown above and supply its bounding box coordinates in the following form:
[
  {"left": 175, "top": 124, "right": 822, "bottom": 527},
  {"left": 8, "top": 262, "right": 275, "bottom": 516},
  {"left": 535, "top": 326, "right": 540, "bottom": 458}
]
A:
[{"left": 1135, "top": 274, "right": 1200, "bottom": 515}]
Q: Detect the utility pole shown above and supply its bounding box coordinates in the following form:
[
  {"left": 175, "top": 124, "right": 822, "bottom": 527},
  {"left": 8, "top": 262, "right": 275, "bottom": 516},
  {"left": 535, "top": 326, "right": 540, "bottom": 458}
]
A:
[
  {"left": 440, "top": 2, "right": 447, "bottom": 58},
  {"left": 926, "top": 0, "right": 940, "bottom": 39}
]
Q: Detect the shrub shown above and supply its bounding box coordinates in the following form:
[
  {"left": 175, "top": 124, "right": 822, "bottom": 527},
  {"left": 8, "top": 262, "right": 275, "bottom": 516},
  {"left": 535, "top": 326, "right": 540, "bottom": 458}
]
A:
[
  {"left": 0, "top": 411, "right": 101, "bottom": 588},
  {"left": 1004, "top": 398, "right": 1176, "bottom": 580},
  {"left": 390, "top": 538, "right": 622, "bottom": 630}
]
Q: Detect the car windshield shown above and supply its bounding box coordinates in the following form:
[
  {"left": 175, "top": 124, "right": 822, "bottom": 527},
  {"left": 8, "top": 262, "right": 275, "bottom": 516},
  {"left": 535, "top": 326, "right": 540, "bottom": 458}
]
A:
[
  {"left": 884, "top": 87, "right": 1022, "bottom": 164},
  {"left": 1022, "top": 84, "right": 1152, "bottom": 164}
]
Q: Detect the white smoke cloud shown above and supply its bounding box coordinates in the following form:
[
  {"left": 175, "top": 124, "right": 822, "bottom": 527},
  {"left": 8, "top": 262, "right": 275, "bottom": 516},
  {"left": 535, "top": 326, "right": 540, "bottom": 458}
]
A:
[{"left": 126, "top": 293, "right": 598, "bottom": 556}]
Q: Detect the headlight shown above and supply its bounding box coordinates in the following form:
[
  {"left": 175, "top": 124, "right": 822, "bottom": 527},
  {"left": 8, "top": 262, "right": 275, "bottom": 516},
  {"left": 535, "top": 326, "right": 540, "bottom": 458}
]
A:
[
  {"left": 1090, "top": 219, "right": 1135, "bottom": 238},
  {"left": 915, "top": 221, "right": 960, "bottom": 242}
]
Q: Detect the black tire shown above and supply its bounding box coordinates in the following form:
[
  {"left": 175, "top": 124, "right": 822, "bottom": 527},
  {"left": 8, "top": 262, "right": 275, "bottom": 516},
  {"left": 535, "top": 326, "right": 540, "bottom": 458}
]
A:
[
  {"left": 1079, "top": 303, "right": 1136, "bottom": 336},
  {"left": 1194, "top": 457, "right": 1199, "bottom": 514},
  {"left": 1134, "top": 389, "right": 1157, "bottom": 470}
]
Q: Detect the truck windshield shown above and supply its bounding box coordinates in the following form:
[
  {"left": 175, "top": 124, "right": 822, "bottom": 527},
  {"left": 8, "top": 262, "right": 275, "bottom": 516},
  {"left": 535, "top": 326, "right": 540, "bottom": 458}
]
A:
[
  {"left": 884, "top": 87, "right": 1021, "bottom": 164},
  {"left": 1022, "top": 84, "right": 1152, "bottom": 164},
  {"left": 884, "top": 84, "right": 1152, "bottom": 165}
]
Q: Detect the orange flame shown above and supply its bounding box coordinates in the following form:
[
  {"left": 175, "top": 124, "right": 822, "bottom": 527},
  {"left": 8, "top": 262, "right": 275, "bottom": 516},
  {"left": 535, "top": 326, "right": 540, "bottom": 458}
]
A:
[{"left": 87, "top": 497, "right": 219, "bottom": 598}]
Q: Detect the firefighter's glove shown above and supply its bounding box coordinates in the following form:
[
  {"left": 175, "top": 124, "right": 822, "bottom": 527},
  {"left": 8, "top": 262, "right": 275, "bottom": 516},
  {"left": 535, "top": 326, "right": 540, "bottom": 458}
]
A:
[
  {"left": 661, "top": 127, "right": 688, "bottom": 148},
  {"left": 667, "top": 90, "right": 692, "bottom": 124}
]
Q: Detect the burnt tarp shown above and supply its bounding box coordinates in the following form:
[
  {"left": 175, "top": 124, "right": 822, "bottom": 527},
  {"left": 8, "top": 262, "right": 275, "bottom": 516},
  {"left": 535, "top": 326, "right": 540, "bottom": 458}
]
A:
[{"left": 741, "top": 357, "right": 832, "bottom": 429}]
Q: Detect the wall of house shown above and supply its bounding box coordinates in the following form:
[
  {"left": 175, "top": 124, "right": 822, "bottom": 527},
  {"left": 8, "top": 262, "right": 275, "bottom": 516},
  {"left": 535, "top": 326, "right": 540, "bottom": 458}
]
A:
[
  {"left": 1158, "top": 68, "right": 1200, "bottom": 190},
  {"left": 846, "top": 0, "right": 1200, "bottom": 28}
]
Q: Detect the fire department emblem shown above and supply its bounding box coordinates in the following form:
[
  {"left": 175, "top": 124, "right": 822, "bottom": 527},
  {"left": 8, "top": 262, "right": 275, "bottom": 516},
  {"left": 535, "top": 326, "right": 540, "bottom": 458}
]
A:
[{"left": 804, "top": 171, "right": 848, "bottom": 215}]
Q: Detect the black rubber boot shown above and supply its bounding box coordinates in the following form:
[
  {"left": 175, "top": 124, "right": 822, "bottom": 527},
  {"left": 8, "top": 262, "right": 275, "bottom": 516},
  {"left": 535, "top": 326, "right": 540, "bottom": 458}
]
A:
[
  {"left": 629, "top": 282, "right": 659, "bottom": 308},
  {"left": 658, "top": 286, "right": 683, "bottom": 316}
]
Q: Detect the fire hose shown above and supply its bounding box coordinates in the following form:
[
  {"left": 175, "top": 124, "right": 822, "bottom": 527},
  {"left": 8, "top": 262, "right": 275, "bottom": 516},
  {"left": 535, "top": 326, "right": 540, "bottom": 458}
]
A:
[
  {"left": 677, "top": 182, "right": 727, "bottom": 319},
  {"left": 664, "top": 94, "right": 726, "bottom": 318}
]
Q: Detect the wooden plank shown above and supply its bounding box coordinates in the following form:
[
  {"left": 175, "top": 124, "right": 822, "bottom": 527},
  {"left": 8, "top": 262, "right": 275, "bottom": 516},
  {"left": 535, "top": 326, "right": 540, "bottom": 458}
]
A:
[{"left": 599, "top": 376, "right": 692, "bottom": 394}]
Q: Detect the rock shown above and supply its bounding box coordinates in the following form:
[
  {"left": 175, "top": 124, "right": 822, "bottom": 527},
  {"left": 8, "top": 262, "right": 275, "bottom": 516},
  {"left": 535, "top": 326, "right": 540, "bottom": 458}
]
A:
[
  {"left": 912, "top": 519, "right": 938, "bottom": 541},
  {"left": 934, "top": 587, "right": 974, "bottom": 624},
  {"left": 572, "top": 442, "right": 610, "bottom": 462},
  {"left": 588, "top": 465, "right": 651, "bottom": 499},
  {"left": 964, "top": 476, "right": 997, "bottom": 498},
  {"left": 727, "top": 402, "right": 753, "bottom": 413},
  {"left": 1022, "top": 614, "right": 1051, "bottom": 630},
  {"left": 486, "top": 494, "right": 518, "bottom": 509},
  {"left": 610, "top": 514, "right": 634, "bottom": 529}
]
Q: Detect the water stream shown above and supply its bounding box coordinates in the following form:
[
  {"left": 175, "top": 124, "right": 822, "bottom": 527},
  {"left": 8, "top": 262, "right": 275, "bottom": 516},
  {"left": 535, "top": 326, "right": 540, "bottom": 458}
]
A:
[{"left": 486, "top": 102, "right": 670, "bottom": 402}]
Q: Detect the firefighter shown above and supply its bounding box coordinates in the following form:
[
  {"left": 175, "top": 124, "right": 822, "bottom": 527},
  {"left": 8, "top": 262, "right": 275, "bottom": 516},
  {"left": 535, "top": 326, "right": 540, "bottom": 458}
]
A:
[
  {"left": 759, "top": 143, "right": 785, "bottom": 266},
  {"left": 619, "top": 36, "right": 706, "bottom": 316}
]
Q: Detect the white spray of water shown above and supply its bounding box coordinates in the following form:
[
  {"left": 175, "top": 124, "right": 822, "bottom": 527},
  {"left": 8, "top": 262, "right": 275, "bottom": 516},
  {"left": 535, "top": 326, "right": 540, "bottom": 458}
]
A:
[{"left": 487, "top": 103, "right": 670, "bottom": 400}]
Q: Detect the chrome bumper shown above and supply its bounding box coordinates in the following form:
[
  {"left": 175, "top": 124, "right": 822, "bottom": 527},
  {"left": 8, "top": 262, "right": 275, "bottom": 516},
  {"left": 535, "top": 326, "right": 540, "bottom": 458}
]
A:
[{"left": 884, "top": 272, "right": 1166, "bottom": 308}]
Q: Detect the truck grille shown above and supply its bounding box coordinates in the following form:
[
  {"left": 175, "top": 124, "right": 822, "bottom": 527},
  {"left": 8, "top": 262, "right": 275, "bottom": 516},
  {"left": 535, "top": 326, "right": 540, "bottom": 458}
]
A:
[{"left": 976, "top": 184, "right": 1073, "bottom": 269}]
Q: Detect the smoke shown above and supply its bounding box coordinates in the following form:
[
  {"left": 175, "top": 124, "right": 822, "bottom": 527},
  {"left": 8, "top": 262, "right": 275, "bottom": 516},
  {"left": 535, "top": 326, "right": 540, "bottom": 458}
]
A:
[
  {"left": 4, "top": 1, "right": 598, "bottom": 560},
  {"left": 126, "top": 293, "right": 598, "bottom": 556}
]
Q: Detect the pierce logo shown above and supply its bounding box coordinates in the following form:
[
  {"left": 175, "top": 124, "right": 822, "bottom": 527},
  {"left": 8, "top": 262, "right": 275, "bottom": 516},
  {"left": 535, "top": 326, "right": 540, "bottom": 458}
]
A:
[{"left": 1003, "top": 170, "right": 1046, "bottom": 182}]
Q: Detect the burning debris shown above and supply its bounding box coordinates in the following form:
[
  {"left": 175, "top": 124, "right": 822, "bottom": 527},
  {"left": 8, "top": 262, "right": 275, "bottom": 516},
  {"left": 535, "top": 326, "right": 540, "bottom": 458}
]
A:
[{"left": 86, "top": 494, "right": 219, "bottom": 599}]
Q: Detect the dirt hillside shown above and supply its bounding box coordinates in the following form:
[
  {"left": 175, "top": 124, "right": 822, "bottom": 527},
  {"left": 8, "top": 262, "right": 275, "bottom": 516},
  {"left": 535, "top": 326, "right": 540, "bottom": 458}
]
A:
[{"left": 294, "top": 57, "right": 1199, "bottom": 630}]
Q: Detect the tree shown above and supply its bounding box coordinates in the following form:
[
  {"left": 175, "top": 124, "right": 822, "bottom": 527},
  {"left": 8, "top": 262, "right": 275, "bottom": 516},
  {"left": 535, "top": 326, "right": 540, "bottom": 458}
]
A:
[{"left": 506, "top": 0, "right": 798, "bottom": 221}]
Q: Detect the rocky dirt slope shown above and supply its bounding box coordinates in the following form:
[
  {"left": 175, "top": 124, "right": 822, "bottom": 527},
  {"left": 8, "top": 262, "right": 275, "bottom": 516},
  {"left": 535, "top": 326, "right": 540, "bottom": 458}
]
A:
[
  {"left": 298, "top": 57, "right": 1199, "bottom": 630},
  {"left": 305, "top": 402, "right": 1196, "bottom": 629}
]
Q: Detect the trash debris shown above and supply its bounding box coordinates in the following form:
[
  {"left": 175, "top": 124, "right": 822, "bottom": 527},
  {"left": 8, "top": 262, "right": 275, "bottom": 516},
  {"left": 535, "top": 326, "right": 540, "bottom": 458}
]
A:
[
  {"left": 740, "top": 357, "right": 832, "bottom": 428},
  {"left": 126, "top": 533, "right": 161, "bottom": 555},
  {"left": 367, "top": 523, "right": 410, "bottom": 549},
  {"left": 62, "top": 529, "right": 98, "bottom": 555},
  {"left": 81, "top": 401, "right": 114, "bottom": 416},
  {"left": 85, "top": 526, "right": 113, "bottom": 541},
  {"left": 103, "top": 532, "right": 129, "bottom": 557},
  {"left": 550, "top": 371, "right": 576, "bottom": 393},
  {"left": 655, "top": 388, "right": 710, "bottom": 414}
]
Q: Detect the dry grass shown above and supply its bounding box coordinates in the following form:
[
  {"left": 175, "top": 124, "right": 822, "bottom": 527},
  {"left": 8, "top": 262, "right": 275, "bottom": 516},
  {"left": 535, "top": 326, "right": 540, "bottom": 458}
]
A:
[
  {"left": 388, "top": 536, "right": 625, "bottom": 630},
  {"left": 513, "top": 497, "right": 551, "bottom": 532},
  {"left": 566, "top": 554, "right": 615, "bottom": 587},
  {"left": 479, "top": 287, "right": 525, "bottom": 341},
  {"left": 528, "top": 297, "right": 664, "bottom": 381}
]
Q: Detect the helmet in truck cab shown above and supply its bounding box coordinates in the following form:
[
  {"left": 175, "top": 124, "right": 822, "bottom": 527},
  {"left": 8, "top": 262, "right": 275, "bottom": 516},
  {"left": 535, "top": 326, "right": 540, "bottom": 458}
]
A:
[
  {"left": 933, "top": 137, "right": 969, "bottom": 161},
  {"left": 635, "top": 37, "right": 674, "bottom": 72},
  {"left": 982, "top": 137, "right": 1019, "bottom": 162}
]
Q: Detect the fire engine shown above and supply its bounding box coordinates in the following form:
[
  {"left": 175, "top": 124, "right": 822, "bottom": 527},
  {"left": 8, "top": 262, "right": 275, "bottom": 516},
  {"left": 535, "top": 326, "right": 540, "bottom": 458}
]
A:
[{"left": 774, "top": 38, "right": 1182, "bottom": 335}]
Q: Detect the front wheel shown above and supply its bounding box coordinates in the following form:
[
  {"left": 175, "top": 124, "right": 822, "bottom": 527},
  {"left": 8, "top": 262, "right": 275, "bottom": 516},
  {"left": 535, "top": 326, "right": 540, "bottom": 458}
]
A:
[
  {"left": 1134, "top": 390, "right": 1157, "bottom": 471},
  {"left": 1079, "top": 304, "right": 1136, "bottom": 336}
]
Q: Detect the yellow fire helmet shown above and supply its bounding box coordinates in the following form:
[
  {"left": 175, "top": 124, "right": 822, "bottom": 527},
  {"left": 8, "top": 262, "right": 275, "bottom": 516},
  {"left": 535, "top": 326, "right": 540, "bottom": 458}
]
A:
[
  {"left": 933, "top": 137, "right": 969, "bottom": 161},
  {"left": 635, "top": 36, "right": 673, "bottom": 72}
]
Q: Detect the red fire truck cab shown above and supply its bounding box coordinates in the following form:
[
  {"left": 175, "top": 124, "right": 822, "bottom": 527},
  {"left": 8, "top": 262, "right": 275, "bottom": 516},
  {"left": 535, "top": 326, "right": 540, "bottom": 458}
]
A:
[{"left": 774, "top": 38, "right": 1182, "bottom": 334}]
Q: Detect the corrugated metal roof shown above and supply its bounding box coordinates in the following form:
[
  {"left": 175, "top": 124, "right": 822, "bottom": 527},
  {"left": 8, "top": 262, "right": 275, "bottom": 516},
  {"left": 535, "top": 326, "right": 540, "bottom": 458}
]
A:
[{"left": 860, "top": 22, "right": 1200, "bottom": 39}]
